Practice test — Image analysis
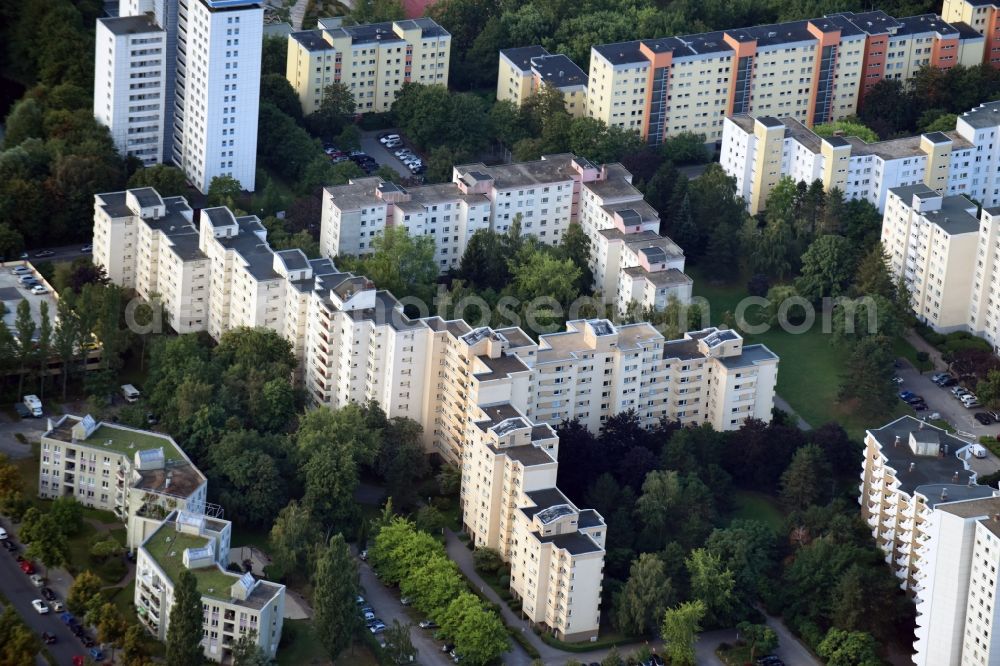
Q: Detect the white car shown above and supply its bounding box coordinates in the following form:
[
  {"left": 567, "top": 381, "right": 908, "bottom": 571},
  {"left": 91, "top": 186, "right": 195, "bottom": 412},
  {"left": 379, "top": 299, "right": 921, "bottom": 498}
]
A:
[
  {"left": 0, "top": 527, "right": 6, "bottom": 540},
  {"left": 379, "top": 134, "right": 400, "bottom": 144},
  {"left": 31, "top": 599, "right": 49, "bottom": 614},
  {"left": 30, "top": 285, "right": 47, "bottom": 295},
  {"left": 30, "top": 574, "right": 44, "bottom": 587}
]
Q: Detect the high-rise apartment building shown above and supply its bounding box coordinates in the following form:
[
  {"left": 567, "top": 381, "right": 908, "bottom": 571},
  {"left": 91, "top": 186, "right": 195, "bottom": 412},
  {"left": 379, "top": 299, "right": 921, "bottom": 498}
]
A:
[
  {"left": 286, "top": 17, "right": 450, "bottom": 115},
  {"left": 38, "top": 414, "right": 284, "bottom": 662},
  {"left": 719, "top": 101, "right": 1000, "bottom": 214},
  {"left": 497, "top": 46, "right": 588, "bottom": 117},
  {"left": 859, "top": 416, "right": 1000, "bottom": 666},
  {"left": 94, "top": 14, "right": 167, "bottom": 166},
  {"left": 94, "top": 186, "right": 781, "bottom": 640},
  {"left": 504, "top": 10, "right": 987, "bottom": 145},
  {"left": 943, "top": 0, "right": 1000, "bottom": 66},
  {"left": 879, "top": 178, "right": 1000, "bottom": 350},
  {"left": 94, "top": 0, "right": 262, "bottom": 193},
  {"left": 320, "top": 154, "right": 693, "bottom": 315}
]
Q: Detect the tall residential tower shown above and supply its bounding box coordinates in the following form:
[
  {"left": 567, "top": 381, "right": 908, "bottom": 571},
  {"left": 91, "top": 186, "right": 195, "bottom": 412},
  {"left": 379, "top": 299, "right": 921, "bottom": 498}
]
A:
[{"left": 94, "top": 0, "right": 262, "bottom": 193}]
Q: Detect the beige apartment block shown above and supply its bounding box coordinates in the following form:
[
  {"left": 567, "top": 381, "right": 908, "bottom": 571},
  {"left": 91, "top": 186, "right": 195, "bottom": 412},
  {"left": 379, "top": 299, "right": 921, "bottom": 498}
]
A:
[
  {"left": 943, "top": 0, "right": 1000, "bottom": 68},
  {"left": 719, "top": 102, "right": 1000, "bottom": 214},
  {"left": 286, "top": 17, "right": 450, "bottom": 114},
  {"left": 859, "top": 416, "right": 1000, "bottom": 666},
  {"left": 882, "top": 185, "right": 981, "bottom": 331},
  {"left": 505, "top": 10, "right": 985, "bottom": 146},
  {"left": 321, "top": 154, "right": 694, "bottom": 313},
  {"left": 497, "top": 46, "right": 588, "bottom": 117},
  {"left": 38, "top": 414, "right": 209, "bottom": 550},
  {"left": 135, "top": 510, "right": 285, "bottom": 662}
]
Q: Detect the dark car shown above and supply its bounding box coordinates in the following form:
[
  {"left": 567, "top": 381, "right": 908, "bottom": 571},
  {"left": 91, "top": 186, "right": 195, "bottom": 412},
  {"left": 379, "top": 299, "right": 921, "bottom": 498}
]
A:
[
  {"left": 60, "top": 612, "right": 75, "bottom": 625},
  {"left": 912, "top": 401, "right": 928, "bottom": 411},
  {"left": 41, "top": 632, "right": 56, "bottom": 644},
  {"left": 442, "top": 643, "right": 454, "bottom": 653},
  {"left": 40, "top": 586, "right": 56, "bottom": 601},
  {"left": 940, "top": 377, "right": 958, "bottom": 387},
  {"left": 2, "top": 540, "right": 16, "bottom": 552},
  {"left": 899, "top": 390, "right": 916, "bottom": 402},
  {"left": 146, "top": 412, "right": 159, "bottom": 426},
  {"left": 903, "top": 394, "right": 925, "bottom": 405},
  {"left": 13, "top": 403, "right": 30, "bottom": 419},
  {"left": 976, "top": 412, "right": 994, "bottom": 425}
]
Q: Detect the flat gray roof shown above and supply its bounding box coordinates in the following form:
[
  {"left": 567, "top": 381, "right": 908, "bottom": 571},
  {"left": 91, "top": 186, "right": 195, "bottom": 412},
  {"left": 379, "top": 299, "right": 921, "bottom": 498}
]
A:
[
  {"left": 99, "top": 14, "right": 163, "bottom": 36},
  {"left": 867, "top": 416, "right": 975, "bottom": 495}
]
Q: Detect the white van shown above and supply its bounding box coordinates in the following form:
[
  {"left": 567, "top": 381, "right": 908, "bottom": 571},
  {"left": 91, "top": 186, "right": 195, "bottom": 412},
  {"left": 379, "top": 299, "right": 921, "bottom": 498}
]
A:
[
  {"left": 22, "top": 394, "right": 42, "bottom": 417},
  {"left": 121, "top": 384, "right": 141, "bottom": 403}
]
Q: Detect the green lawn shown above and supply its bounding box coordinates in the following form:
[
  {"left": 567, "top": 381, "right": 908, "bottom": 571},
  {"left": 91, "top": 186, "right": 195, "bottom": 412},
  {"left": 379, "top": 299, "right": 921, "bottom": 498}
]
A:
[
  {"left": 690, "top": 274, "right": 912, "bottom": 440},
  {"left": 729, "top": 491, "right": 785, "bottom": 532},
  {"left": 277, "top": 619, "right": 380, "bottom": 666},
  {"left": 686, "top": 265, "right": 748, "bottom": 325}
]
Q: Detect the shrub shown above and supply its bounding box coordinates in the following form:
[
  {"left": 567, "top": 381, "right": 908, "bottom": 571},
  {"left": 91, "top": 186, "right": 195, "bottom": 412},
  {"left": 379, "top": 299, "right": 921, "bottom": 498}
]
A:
[
  {"left": 916, "top": 351, "right": 929, "bottom": 363},
  {"left": 499, "top": 574, "right": 510, "bottom": 588},
  {"left": 473, "top": 547, "right": 505, "bottom": 575}
]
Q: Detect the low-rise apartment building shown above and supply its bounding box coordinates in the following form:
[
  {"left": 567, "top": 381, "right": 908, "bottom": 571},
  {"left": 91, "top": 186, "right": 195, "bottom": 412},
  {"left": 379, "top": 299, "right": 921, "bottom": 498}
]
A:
[
  {"left": 504, "top": 10, "right": 985, "bottom": 145},
  {"left": 38, "top": 414, "right": 209, "bottom": 550},
  {"left": 497, "top": 46, "right": 588, "bottom": 117},
  {"left": 37, "top": 415, "right": 283, "bottom": 660},
  {"left": 879, "top": 180, "right": 1000, "bottom": 350},
  {"left": 135, "top": 510, "right": 285, "bottom": 662},
  {"left": 719, "top": 101, "right": 1000, "bottom": 214},
  {"left": 860, "top": 415, "right": 1000, "bottom": 666},
  {"left": 320, "top": 154, "right": 693, "bottom": 314},
  {"left": 286, "top": 17, "right": 450, "bottom": 115}
]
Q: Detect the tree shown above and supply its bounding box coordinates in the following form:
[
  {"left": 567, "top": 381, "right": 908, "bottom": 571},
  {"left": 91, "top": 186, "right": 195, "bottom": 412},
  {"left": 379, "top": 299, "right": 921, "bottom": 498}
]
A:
[
  {"left": 14, "top": 298, "right": 35, "bottom": 397},
  {"left": 351, "top": 0, "right": 405, "bottom": 23},
  {"left": 796, "top": 234, "right": 856, "bottom": 301},
  {"left": 206, "top": 175, "right": 242, "bottom": 208},
  {"left": 705, "top": 520, "right": 777, "bottom": 603},
  {"left": 685, "top": 549, "right": 736, "bottom": 628},
  {"left": 166, "top": 570, "right": 204, "bottom": 666},
  {"left": 838, "top": 335, "right": 897, "bottom": 417},
  {"left": 737, "top": 622, "right": 778, "bottom": 664},
  {"left": 24, "top": 512, "right": 68, "bottom": 570},
  {"left": 438, "top": 592, "right": 509, "bottom": 666},
  {"left": 307, "top": 82, "right": 356, "bottom": 139},
  {"left": 383, "top": 619, "right": 417, "bottom": 664},
  {"left": 260, "top": 73, "right": 302, "bottom": 121},
  {"left": 312, "top": 534, "right": 359, "bottom": 661},
  {"left": 614, "top": 553, "right": 674, "bottom": 635},
  {"left": 0, "top": 607, "right": 41, "bottom": 666},
  {"left": 853, "top": 243, "right": 895, "bottom": 299},
  {"left": 67, "top": 570, "right": 103, "bottom": 614},
  {"left": 36, "top": 300, "right": 51, "bottom": 399},
  {"left": 127, "top": 164, "right": 188, "bottom": 197},
  {"left": 816, "top": 628, "right": 881, "bottom": 666},
  {"left": 978, "top": 369, "right": 1000, "bottom": 409},
  {"left": 0, "top": 223, "right": 24, "bottom": 260},
  {"left": 359, "top": 225, "right": 438, "bottom": 304},
  {"left": 232, "top": 630, "right": 271, "bottom": 666},
  {"left": 400, "top": 554, "right": 466, "bottom": 615},
  {"left": 269, "top": 499, "right": 321, "bottom": 577},
  {"left": 94, "top": 602, "right": 129, "bottom": 656},
  {"left": 121, "top": 625, "right": 153, "bottom": 666},
  {"left": 376, "top": 417, "right": 431, "bottom": 508},
  {"left": 661, "top": 132, "right": 708, "bottom": 165},
  {"left": 780, "top": 443, "right": 831, "bottom": 510},
  {"left": 660, "top": 600, "right": 705, "bottom": 666},
  {"left": 813, "top": 120, "right": 879, "bottom": 143}
]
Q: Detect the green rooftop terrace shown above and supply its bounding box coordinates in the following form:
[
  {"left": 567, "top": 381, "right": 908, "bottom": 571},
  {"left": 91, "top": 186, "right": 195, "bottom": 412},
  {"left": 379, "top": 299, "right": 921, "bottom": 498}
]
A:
[
  {"left": 48, "top": 418, "right": 186, "bottom": 463},
  {"left": 142, "top": 523, "right": 240, "bottom": 601}
]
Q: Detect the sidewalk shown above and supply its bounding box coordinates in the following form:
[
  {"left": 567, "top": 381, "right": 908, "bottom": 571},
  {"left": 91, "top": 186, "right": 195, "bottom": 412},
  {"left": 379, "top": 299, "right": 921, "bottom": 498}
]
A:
[
  {"left": 903, "top": 328, "right": 947, "bottom": 373},
  {"left": 774, "top": 395, "right": 811, "bottom": 430}
]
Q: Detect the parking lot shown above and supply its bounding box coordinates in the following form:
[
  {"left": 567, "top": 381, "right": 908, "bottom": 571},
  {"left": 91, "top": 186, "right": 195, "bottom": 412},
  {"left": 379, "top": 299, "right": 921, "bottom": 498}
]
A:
[
  {"left": 359, "top": 129, "right": 425, "bottom": 180},
  {"left": 0, "top": 262, "right": 57, "bottom": 336},
  {"left": 896, "top": 363, "right": 1000, "bottom": 439}
]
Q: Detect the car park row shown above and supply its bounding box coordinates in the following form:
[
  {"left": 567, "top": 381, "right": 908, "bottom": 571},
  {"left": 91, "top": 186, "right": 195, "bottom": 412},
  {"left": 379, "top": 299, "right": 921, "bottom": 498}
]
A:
[{"left": 379, "top": 133, "right": 426, "bottom": 175}]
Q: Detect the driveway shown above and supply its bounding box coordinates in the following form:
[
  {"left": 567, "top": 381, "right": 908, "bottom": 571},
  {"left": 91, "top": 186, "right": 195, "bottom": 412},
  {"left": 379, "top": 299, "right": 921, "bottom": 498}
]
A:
[
  {"left": 895, "top": 362, "right": 1000, "bottom": 440},
  {"left": 359, "top": 130, "right": 420, "bottom": 180},
  {"left": 357, "top": 556, "right": 454, "bottom": 666},
  {"left": 0, "top": 526, "right": 86, "bottom": 664}
]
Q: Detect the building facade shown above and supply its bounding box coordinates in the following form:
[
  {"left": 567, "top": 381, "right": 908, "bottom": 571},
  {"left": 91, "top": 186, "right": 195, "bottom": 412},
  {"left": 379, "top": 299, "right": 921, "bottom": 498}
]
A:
[
  {"left": 497, "top": 46, "right": 588, "bottom": 117},
  {"left": 94, "top": 0, "right": 262, "bottom": 193},
  {"left": 879, "top": 180, "right": 1000, "bottom": 349},
  {"left": 320, "top": 154, "right": 694, "bottom": 315},
  {"left": 503, "top": 10, "right": 986, "bottom": 145},
  {"left": 286, "top": 17, "right": 450, "bottom": 115},
  {"left": 860, "top": 416, "right": 1000, "bottom": 666},
  {"left": 719, "top": 101, "right": 1000, "bottom": 214},
  {"left": 135, "top": 510, "right": 285, "bottom": 662},
  {"left": 37, "top": 414, "right": 282, "bottom": 661}
]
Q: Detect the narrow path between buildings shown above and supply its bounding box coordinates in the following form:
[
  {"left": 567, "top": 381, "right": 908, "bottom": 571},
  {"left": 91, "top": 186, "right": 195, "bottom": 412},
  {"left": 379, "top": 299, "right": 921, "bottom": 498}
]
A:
[
  {"left": 774, "top": 395, "right": 812, "bottom": 430},
  {"left": 289, "top": 0, "right": 309, "bottom": 29},
  {"left": 903, "top": 328, "right": 947, "bottom": 373}
]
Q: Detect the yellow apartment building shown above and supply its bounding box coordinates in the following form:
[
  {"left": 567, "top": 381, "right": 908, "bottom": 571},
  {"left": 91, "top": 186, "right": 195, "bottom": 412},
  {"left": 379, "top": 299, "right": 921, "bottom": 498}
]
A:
[{"left": 497, "top": 46, "right": 588, "bottom": 117}]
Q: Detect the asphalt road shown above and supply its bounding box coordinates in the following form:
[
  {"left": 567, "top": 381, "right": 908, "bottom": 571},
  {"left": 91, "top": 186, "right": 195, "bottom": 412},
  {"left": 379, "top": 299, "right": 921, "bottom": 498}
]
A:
[
  {"left": 0, "top": 533, "right": 89, "bottom": 664},
  {"left": 357, "top": 556, "right": 453, "bottom": 666},
  {"left": 17, "top": 243, "right": 92, "bottom": 265}
]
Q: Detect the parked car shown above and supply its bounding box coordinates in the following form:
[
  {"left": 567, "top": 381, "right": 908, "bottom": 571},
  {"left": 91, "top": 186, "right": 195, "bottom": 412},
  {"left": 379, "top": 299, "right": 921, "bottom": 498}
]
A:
[
  {"left": 976, "top": 412, "right": 995, "bottom": 425},
  {"left": 41, "top": 632, "right": 56, "bottom": 644},
  {"left": 355, "top": 595, "right": 365, "bottom": 605},
  {"left": 400, "top": 596, "right": 411, "bottom": 606},
  {"left": 363, "top": 610, "right": 376, "bottom": 622},
  {"left": 31, "top": 599, "right": 49, "bottom": 614},
  {"left": 953, "top": 386, "right": 971, "bottom": 397},
  {"left": 146, "top": 412, "right": 159, "bottom": 426},
  {"left": 80, "top": 245, "right": 93, "bottom": 253},
  {"left": 89, "top": 647, "right": 105, "bottom": 662},
  {"left": 30, "top": 574, "right": 45, "bottom": 587},
  {"left": 379, "top": 134, "right": 400, "bottom": 144},
  {"left": 369, "top": 620, "right": 387, "bottom": 634},
  {"left": 13, "top": 403, "right": 30, "bottom": 419},
  {"left": 939, "top": 376, "right": 958, "bottom": 387},
  {"left": 60, "top": 611, "right": 76, "bottom": 625},
  {"left": 34, "top": 250, "right": 54, "bottom": 258},
  {"left": 912, "top": 401, "right": 928, "bottom": 411},
  {"left": 441, "top": 643, "right": 455, "bottom": 653},
  {"left": 20, "top": 560, "right": 35, "bottom": 574},
  {"left": 30, "top": 285, "right": 47, "bottom": 295},
  {"left": 899, "top": 390, "right": 916, "bottom": 402},
  {"left": 50, "top": 600, "right": 64, "bottom": 612},
  {"left": 0, "top": 527, "right": 6, "bottom": 540},
  {"left": 2, "top": 539, "right": 16, "bottom": 551},
  {"left": 18, "top": 274, "right": 36, "bottom": 285},
  {"left": 40, "top": 586, "right": 56, "bottom": 600},
  {"left": 966, "top": 400, "right": 983, "bottom": 409},
  {"left": 384, "top": 139, "right": 402, "bottom": 148},
  {"left": 10, "top": 266, "right": 30, "bottom": 275},
  {"left": 418, "top": 619, "right": 438, "bottom": 629},
  {"left": 360, "top": 549, "right": 367, "bottom": 561},
  {"left": 756, "top": 657, "right": 784, "bottom": 666}
]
